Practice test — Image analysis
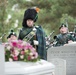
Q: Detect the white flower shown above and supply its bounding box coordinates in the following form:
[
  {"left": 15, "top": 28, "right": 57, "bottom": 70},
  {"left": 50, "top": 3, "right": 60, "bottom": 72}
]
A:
[
  {"left": 20, "top": 55, "right": 24, "bottom": 59},
  {"left": 9, "top": 58, "right": 13, "bottom": 62},
  {"left": 29, "top": 52, "right": 33, "bottom": 56},
  {"left": 6, "top": 45, "right": 11, "bottom": 50},
  {"left": 14, "top": 50, "right": 19, "bottom": 56},
  {"left": 31, "top": 56, "right": 35, "bottom": 59}
]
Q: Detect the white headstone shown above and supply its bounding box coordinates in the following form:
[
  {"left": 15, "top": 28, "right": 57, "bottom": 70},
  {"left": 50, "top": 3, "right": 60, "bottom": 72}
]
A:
[
  {"left": 5, "top": 60, "right": 55, "bottom": 75},
  {"left": 49, "top": 58, "right": 66, "bottom": 75},
  {"left": 47, "top": 45, "right": 76, "bottom": 75},
  {"left": 0, "top": 45, "right": 5, "bottom": 75}
]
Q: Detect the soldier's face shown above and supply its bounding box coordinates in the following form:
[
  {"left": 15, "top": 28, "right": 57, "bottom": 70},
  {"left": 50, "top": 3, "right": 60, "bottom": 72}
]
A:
[
  {"left": 60, "top": 27, "right": 68, "bottom": 34},
  {"left": 26, "top": 19, "right": 34, "bottom": 27},
  {"left": 7, "top": 35, "right": 17, "bottom": 42},
  {"left": 10, "top": 35, "right": 17, "bottom": 40}
]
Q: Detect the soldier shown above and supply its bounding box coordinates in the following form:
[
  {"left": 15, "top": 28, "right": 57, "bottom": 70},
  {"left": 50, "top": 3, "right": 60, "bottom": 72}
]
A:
[
  {"left": 18, "top": 7, "right": 47, "bottom": 60},
  {"left": 55, "top": 23, "right": 74, "bottom": 46},
  {"left": 7, "top": 30, "right": 17, "bottom": 42}
]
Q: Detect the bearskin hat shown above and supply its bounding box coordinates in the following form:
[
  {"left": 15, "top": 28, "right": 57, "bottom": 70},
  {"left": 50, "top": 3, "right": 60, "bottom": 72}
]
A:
[
  {"left": 22, "top": 8, "right": 38, "bottom": 27},
  {"left": 7, "top": 30, "right": 17, "bottom": 39}
]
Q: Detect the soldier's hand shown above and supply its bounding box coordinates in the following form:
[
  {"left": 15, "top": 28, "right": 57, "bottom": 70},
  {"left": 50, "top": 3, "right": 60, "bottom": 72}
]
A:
[{"left": 33, "top": 40, "right": 39, "bottom": 45}]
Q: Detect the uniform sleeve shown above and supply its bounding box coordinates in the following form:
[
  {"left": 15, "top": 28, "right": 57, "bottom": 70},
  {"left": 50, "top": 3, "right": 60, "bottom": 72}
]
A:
[
  {"left": 18, "top": 29, "right": 23, "bottom": 40},
  {"left": 55, "top": 35, "right": 64, "bottom": 46},
  {"left": 69, "top": 34, "right": 74, "bottom": 41}
]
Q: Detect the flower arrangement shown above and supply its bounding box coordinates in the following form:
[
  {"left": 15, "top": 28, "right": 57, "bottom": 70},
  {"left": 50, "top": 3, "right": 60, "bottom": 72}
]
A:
[{"left": 5, "top": 40, "right": 40, "bottom": 62}]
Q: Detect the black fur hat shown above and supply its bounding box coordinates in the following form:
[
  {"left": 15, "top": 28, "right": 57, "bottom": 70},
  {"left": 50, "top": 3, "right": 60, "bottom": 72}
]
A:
[
  {"left": 22, "top": 8, "right": 38, "bottom": 27},
  {"left": 7, "top": 30, "right": 17, "bottom": 39}
]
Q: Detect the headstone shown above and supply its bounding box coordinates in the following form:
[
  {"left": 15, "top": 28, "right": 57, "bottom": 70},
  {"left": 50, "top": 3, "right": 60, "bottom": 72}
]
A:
[
  {"left": 49, "top": 58, "right": 66, "bottom": 75},
  {"left": 5, "top": 60, "right": 55, "bottom": 75},
  {"left": 47, "top": 45, "right": 76, "bottom": 75},
  {"left": 0, "top": 45, "right": 5, "bottom": 75}
]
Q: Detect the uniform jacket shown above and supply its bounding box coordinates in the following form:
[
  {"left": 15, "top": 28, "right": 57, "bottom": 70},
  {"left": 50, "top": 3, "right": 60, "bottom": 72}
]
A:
[
  {"left": 55, "top": 33, "right": 74, "bottom": 46},
  {"left": 18, "top": 25, "right": 47, "bottom": 60}
]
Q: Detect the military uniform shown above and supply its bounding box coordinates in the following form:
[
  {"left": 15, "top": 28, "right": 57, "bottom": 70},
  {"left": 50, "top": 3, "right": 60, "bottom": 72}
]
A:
[
  {"left": 18, "top": 8, "right": 47, "bottom": 60},
  {"left": 55, "top": 33, "right": 74, "bottom": 46},
  {"left": 55, "top": 23, "right": 74, "bottom": 46}
]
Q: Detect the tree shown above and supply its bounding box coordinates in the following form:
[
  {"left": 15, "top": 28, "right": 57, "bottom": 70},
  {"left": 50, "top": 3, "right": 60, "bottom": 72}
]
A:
[
  {"left": 1, "top": 0, "right": 76, "bottom": 42},
  {"left": 0, "top": 0, "right": 7, "bottom": 42}
]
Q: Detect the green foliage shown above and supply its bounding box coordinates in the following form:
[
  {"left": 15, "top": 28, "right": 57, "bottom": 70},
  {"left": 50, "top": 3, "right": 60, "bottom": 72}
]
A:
[{"left": 0, "top": 0, "right": 76, "bottom": 42}]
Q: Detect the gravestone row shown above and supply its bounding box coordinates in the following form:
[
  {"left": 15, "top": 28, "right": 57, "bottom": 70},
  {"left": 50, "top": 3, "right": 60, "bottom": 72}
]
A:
[{"left": 47, "top": 45, "right": 76, "bottom": 75}]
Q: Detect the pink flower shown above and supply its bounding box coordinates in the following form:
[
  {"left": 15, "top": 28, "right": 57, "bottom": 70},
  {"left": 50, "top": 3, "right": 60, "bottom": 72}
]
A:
[
  {"left": 18, "top": 40, "right": 23, "bottom": 44},
  {"left": 27, "top": 56, "right": 31, "bottom": 60},
  {"left": 20, "top": 51, "right": 25, "bottom": 55},
  {"left": 34, "top": 52, "right": 38, "bottom": 58},
  {"left": 12, "top": 41, "right": 17, "bottom": 47},
  {"left": 17, "top": 44, "right": 23, "bottom": 49},
  {"left": 32, "top": 52, "right": 38, "bottom": 58},
  {"left": 5, "top": 40, "right": 39, "bottom": 62},
  {"left": 13, "top": 56, "right": 18, "bottom": 61},
  {"left": 30, "top": 48, "right": 36, "bottom": 52},
  {"left": 24, "top": 43, "right": 33, "bottom": 50}
]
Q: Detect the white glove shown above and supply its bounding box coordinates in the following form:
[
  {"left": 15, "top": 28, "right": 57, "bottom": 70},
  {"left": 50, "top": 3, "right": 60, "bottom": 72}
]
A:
[{"left": 33, "top": 40, "right": 39, "bottom": 45}]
